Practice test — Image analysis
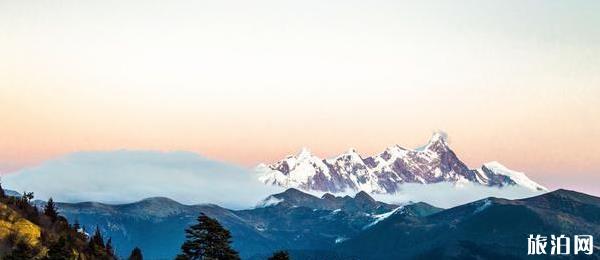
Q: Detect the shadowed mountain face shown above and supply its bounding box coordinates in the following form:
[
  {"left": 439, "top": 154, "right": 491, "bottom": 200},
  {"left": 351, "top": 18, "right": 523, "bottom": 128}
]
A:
[
  {"left": 56, "top": 188, "right": 435, "bottom": 259},
  {"left": 337, "top": 189, "right": 600, "bottom": 259}
]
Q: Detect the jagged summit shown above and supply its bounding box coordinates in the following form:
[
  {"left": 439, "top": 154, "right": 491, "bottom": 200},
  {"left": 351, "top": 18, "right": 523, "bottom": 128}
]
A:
[
  {"left": 257, "top": 133, "right": 547, "bottom": 194},
  {"left": 417, "top": 131, "right": 449, "bottom": 151}
]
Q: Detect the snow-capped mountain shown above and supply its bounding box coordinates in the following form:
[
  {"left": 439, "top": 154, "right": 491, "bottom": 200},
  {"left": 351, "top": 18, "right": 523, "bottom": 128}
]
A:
[{"left": 257, "top": 133, "right": 547, "bottom": 194}]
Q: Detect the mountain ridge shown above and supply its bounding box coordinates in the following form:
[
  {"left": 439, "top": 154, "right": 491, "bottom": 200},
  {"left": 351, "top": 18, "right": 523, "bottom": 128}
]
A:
[
  {"left": 258, "top": 132, "right": 547, "bottom": 194},
  {"left": 35, "top": 187, "right": 600, "bottom": 259},
  {"left": 55, "top": 188, "right": 419, "bottom": 259}
]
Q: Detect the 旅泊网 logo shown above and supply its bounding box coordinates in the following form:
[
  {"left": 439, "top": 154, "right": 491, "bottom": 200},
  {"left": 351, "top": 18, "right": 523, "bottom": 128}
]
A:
[{"left": 528, "top": 234, "right": 594, "bottom": 256}]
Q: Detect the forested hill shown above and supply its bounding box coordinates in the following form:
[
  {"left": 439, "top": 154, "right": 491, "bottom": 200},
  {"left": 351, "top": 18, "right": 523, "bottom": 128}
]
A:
[{"left": 0, "top": 184, "right": 120, "bottom": 259}]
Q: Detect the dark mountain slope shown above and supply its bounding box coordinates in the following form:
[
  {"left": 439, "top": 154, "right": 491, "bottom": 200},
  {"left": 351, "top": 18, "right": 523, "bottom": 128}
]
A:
[
  {"left": 57, "top": 198, "right": 274, "bottom": 259},
  {"left": 338, "top": 189, "right": 600, "bottom": 259}
]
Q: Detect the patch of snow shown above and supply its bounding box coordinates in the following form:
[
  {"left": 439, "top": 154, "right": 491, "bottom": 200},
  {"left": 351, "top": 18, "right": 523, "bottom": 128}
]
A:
[
  {"left": 256, "top": 196, "right": 283, "bottom": 208},
  {"left": 77, "top": 228, "right": 88, "bottom": 237},
  {"left": 415, "top": 132, "right": 447, "bottom": 151},
  {"left": 257, "top": 165, "right": 288, "bottom": 186},
  {"left": 483, "top": 161, "right": 547, "bottom": 191},
  {"left": 363, "top": 206, "right": 403, "bottom": 229},
  {"left": 473, "top": 199, "right": 492, "bottom": 214},
  {"left": 474, "top": 168, "right": 489, "bottom": 184},
  {"left": 335, "top": 237, "right": 349, "bottom": 243},
  {"left": 433, "top": 168, "right": 442, "bottom": 178}
]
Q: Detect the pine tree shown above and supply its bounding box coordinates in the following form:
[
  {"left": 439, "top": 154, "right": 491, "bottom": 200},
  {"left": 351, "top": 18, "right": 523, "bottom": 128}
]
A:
[
  {"left": 0, "top": 179, "right": 5, "bottom": 198},
  {"left": 18, "top": 191, "right": 34, "bottom": 209},
  {"left": 91, "top": 226, "right": 105, "bottom": 247},
  {"left": 88, "top": 226, "right": 106, "bottom": 254},
  {"left": 106, "top": 237, "right": 115, "bottom": 257},
  {"left": 268, "top": 250, "right": 290, "bottom": 260},
  {"left": 176, "top": 213, "right": 240, "bottom": 260},
  {"left": 46, "top": 236, "right": 73, "bottom": 260},
  {"left": 22, "top": 191, "right": 34, "bottom": 202},
  {"left": 44, "top": 197, "right": 59, "bottom": 222},
  {"left": 128, "top": 247, "right": 143, "bottom": 260}
]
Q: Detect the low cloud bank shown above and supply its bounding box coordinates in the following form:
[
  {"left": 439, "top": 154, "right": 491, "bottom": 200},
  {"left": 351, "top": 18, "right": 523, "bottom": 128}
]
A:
[
  {"left": 297, "top": 182, "right": 546, "bottom": 209},
  {"left": 2, "top": 150, "right": 283, "bottom": 209},
  {"left": 371, "top": 182, "right": 546, "bottom": 208}
]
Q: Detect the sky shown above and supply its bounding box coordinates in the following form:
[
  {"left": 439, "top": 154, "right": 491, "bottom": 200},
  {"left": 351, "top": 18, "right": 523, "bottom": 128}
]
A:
[{"left": 1, "top": 0, "right": 599, "bottom": 195}]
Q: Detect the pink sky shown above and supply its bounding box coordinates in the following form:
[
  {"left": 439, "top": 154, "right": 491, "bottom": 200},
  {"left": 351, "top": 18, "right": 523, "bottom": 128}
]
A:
[{"left": 1, "top": 1, "right": 599, "bottom": 195}]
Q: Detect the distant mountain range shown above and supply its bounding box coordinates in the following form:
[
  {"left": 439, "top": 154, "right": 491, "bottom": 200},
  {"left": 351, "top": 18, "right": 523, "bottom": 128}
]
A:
[
  {"left": 45, "top": 188, "right": 600, "bottom": 259},
  {"left": 51, "top": 188, "right": 421, "bottom": 259},
  {"left": 257, "top": 132, "right": 546, "bottom": 194}
]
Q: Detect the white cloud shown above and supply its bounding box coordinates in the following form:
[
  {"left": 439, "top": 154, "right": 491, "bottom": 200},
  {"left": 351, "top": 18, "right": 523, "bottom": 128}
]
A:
[
  {"left": 2, "top": 150, "right": 283, "bottom": 209},
  {"left": 370, "top": 182, "right": 546, "bottom": 209},
  {"left": 289, "top": 182, "right": 546, "bottom": 209}
]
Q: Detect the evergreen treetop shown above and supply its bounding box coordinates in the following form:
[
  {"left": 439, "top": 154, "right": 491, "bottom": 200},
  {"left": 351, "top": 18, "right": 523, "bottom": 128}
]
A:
[
  {"left": 268, "top": 250, "right": 291, "bottom": 260},
  {"left": 176, "top": 213, "right": 240, "bottom": 260},
  {"left": 44, "top": 197, "right": 59, "bottom": 222},
  {"left": 0, "top": 179, "right": 5, "bottom": 198},
  {"left": 128, "top": 247, "right": 143, "bottom": 260}
]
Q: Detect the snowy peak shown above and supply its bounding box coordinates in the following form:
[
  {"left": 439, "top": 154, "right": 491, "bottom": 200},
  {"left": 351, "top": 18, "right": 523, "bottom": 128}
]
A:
[
  {"left": 385, "top": 145, "right": 407, "bottom": 154},
  {"left": 429, "top": 131, "right": 448, "bottom": 144},
  {"left": 380, "top": 145, "right": 408, "bottom": 161},
  {"left": 332, "top": 148, "right": 364, "bottom": 165},
  {"left": 418, "top": 132, "right": 450, "bottom": 153},
  {"left": 257, "top": 147, "right": 332, "bottom": 188},
  {"left": 340, "top": 148, "right": 362, "bottom": 159},
  {"left": 482, "top": 161, "right": 547, "bottom": 191},
  {"left": 257, "top": 133, "right": 546, "bottom": 194}
]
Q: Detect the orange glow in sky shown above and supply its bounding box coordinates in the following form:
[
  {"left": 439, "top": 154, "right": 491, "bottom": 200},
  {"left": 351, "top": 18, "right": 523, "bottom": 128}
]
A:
[{"left": 1, "top": 0, "right": 599, "bottom": 194}]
